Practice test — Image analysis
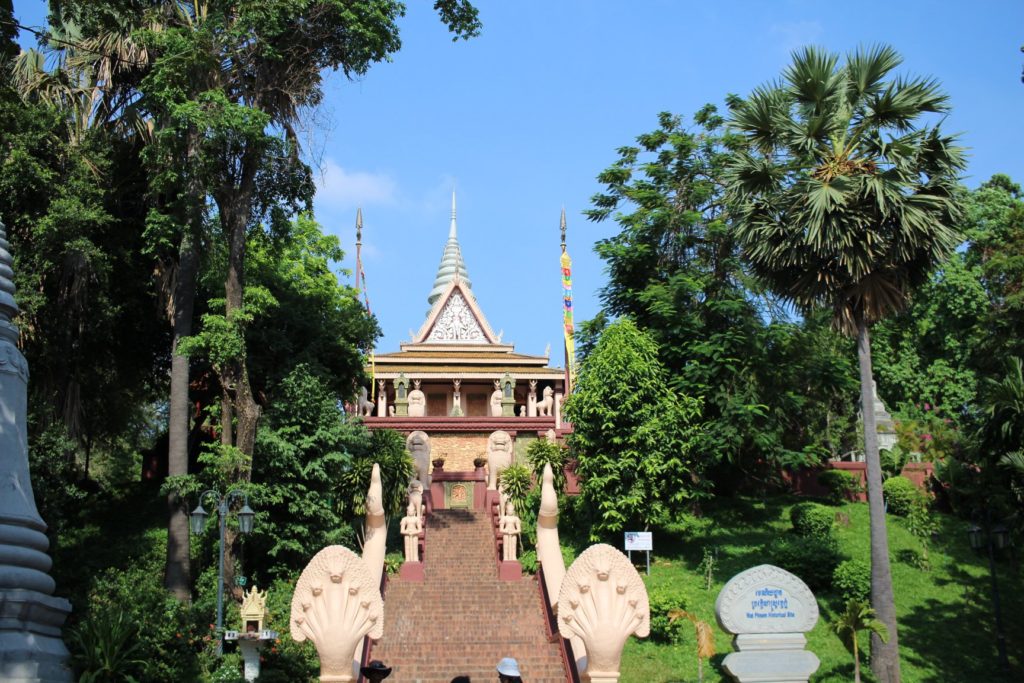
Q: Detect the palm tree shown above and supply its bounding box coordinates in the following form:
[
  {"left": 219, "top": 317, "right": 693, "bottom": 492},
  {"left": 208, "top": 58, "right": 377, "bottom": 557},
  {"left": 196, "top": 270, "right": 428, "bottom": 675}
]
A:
[
  {"left": 834, "top": 599, "right": 890, "bottom": 683},
  {"left": 726, "top": 45, "right": 965, "bottom": 682}
]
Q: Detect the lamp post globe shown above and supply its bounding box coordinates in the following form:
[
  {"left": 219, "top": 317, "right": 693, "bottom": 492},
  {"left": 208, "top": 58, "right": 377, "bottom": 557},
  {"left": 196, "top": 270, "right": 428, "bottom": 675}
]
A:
[
  {"left": 238, "top": 504, "right": 256, "bottom": 535},
  {"left": 190, "top": 503, "right": 209, "bottom": 535}
]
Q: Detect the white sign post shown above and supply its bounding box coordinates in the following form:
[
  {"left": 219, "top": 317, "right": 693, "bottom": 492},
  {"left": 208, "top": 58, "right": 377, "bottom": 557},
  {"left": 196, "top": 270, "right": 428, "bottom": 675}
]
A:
[
  {"left": 714, "top": 564, "right": 820, "bottom": 683},
  {"left": 624, "top": 531, "right": 652, "bottom": 575}
]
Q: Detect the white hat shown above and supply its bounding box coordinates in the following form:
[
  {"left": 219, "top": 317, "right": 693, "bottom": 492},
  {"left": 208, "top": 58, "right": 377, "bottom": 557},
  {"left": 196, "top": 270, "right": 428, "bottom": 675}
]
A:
[{"left": 496, "top": 657, "right": 521, "bottom": 676}]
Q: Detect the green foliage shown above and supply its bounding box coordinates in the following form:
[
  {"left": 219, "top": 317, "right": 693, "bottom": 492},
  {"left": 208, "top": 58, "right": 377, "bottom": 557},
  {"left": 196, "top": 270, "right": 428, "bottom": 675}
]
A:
[
  {"left": 832, "top": 559, "right": 872, "bottom": 603},
  {"left": 525, "top": 438, "right": 567, "bottom": 493},
  {"left": 336, "top": 427, "right": 413, "bottom": 525},
  {"left": 696, "top": 547, "right": 718, "bottom": 590},
  {"left": 68, "top": 608, "right": 145, "bottom": 683},
  {"left": 789, "top": 502, "right": 835, "bottom": 539},
  {"left": 727, "top": 45, "right": 965, "bottom": 333},
  {"left": 817, "top": 469, "right": 862, "bottom": 505},
  {"left": 883, "top": 476, "right": 920, "bottom": 516},
  {"left": 880, "top": 445, "right": 911, "bottom": 480},
  {"left": 498, "top": 463, "right": 533, "bottom": 516},
  {"left": 833, "top": 599, "right": 890, "bottom": 682},
  {"left": 647, "top": 585, "right": 689, "bottom": 643},
  {"left": 565, "top": 319, "right": 705, "bottom": 537},
  {"left": 584, "top": 108, "right": 860, "bottom": 486},
  {"left": 766, "top": 535, "right": 840, "bottom": 590}
]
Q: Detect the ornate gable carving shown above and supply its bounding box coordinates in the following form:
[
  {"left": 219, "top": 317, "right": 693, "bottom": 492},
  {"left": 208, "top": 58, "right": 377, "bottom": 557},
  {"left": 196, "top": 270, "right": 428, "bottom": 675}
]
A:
[{"left": 425, "top": 290, "right": 486, "bottom": 343}]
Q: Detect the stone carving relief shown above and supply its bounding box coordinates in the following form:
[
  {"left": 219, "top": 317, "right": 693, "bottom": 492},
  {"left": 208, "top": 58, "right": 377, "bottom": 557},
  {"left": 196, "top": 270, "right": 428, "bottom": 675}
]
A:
[
  {"left": 406, "top": 431, "right": 431, "bottom": 489},
  {"left": 408, "top": 379, "right": 426, "bottom": 417},
  {"left": 557, "top": 544, "right": 650, "bottom": 681},
  {"left": 486, "top": 430, "right": 513, "bottom": 490},
  {"left": 290, "top": 545, "right": 384, "bottom": 682},
  {"left": 425, "top": 291, "right": 486, "bottom": 342}
]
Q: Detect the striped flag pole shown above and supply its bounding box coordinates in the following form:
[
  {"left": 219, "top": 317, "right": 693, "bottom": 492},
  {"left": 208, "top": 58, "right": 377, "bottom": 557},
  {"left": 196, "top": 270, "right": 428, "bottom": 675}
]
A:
[
  {"left": 356, "top": 209, "right": 376, "bottom": 402},
  {"left": 560, "top": 208, "right": 576, "bottom": 393}
]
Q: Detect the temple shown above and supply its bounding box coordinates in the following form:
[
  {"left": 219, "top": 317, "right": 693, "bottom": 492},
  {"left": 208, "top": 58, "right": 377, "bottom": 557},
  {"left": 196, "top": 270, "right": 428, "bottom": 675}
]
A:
[{"left": 362, "top": 194, "right": 569, "bottom": 502}]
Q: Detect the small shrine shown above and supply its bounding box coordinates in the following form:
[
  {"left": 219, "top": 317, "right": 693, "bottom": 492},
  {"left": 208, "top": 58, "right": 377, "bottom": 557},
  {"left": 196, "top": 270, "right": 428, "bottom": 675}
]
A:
[
  {"left": 239, "top": 586, "right": 268, "bottom": 635},
  {"left": 226, "top": 586, "right": 277, "bottom": 682},
  {"left": 363, "top": 194, "right": 569, "bottom": 482}
]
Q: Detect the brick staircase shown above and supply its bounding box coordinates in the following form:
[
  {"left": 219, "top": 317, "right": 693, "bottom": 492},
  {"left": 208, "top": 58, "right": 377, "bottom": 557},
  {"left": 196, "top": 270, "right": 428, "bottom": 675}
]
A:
[{"left": 370, "top": 508, "right": 568, "bottom": 682}]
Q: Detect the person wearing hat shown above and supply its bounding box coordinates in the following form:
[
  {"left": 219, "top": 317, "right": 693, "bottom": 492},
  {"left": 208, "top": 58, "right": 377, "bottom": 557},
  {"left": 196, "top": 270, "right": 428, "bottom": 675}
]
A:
[
  {"left": 496, "top": 656, "right": 522, "bottom": 682},
  {"left": 360, "top": 659, "right": 392, "bottom": 682}
]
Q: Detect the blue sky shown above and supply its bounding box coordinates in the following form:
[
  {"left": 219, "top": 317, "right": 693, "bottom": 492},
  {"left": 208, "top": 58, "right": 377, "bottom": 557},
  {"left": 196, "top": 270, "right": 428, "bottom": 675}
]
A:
[{"left": 15, "top": 1, "right": 1024, "bottom": 361}]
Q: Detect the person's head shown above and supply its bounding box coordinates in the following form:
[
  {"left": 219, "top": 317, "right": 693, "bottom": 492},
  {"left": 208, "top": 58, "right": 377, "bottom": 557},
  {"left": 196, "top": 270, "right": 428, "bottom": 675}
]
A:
[
  {"left": 496, "top": 657, "right": 522, "bottom": 682},
  {"left": 360, "top": 659, "right": 392, "bottom": 682}
]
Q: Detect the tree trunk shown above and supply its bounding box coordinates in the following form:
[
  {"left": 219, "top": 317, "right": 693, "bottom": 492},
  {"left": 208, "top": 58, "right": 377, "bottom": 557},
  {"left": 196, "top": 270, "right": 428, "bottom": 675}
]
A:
[
  {"left": 853, "top": 632, "right": 861, "bottom": 683},
  {"left": 217, "top": 150, "right": 262, "bottom": 462},
  {"left": 164, "top": 236, "right": 199, "bottom": 601},
  {"left": 857, "top": 319, "right": 901, "bottom": 683}
]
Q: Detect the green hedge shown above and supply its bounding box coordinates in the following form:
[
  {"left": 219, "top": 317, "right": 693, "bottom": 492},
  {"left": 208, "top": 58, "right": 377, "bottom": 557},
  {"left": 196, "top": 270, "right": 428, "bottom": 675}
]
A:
[{"left": 790, "top": 502, "right": 835, "bottom": 539}]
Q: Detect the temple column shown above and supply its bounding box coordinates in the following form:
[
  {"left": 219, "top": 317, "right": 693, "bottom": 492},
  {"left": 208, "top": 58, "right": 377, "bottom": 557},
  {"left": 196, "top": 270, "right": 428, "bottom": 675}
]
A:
[
  {"left": 377, "top": 380, "right": 387, "bottom": 417},
  {"left": 500, "top": 373, "right": 516, "bottom": 417},
  {"left": 450, "top": 379, "right": 463, "bottom": 417}
]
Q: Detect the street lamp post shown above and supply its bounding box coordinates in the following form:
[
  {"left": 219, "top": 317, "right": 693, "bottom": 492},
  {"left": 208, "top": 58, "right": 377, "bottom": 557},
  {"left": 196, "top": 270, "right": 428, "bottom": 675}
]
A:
[
  {"left": 967, "top": 508, "right": 1011, "bottom": 672},
  {"left": 190, "top": 489, "right": 256, "bottom": 655}
]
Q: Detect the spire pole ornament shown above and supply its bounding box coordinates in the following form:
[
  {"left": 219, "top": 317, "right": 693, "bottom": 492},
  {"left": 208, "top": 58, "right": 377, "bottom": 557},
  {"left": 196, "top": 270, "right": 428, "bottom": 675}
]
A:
[
  {"left": 560, "top": 206, "right": 567, "bottom": 254},
  {"left": 0, "top": 220, "right": 73, "bottom": 681},
  {"left": 355, "top": 208, "right": 363, "bottom": 246},
  {"left": 449, "top": 190, "right": 457, "bottom": 239}
]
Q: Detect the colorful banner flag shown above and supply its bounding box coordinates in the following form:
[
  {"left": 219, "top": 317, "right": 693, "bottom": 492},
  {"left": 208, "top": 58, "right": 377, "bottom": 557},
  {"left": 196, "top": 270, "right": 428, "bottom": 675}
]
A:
[{"left": 561, "top": 251, "right": 576, "bottom": 390}]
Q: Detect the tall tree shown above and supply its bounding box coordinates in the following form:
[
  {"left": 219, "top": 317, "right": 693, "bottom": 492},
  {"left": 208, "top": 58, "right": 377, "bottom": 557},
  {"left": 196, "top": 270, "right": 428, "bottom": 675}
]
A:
[
  {"left": 564, "top": 318, "right": 704, "bottom": 538},
  {"left": 726, "top": 45, "right": 965, "bottom": 682},
  {"left": 584, "top": 107, "right": 859, "bottom": 487}
]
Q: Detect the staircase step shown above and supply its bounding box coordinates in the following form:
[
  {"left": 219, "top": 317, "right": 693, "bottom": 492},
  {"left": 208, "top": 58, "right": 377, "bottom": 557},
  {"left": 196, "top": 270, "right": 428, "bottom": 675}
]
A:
[{"left": 370, "top": 508, "right": 567, "bottom": 682}]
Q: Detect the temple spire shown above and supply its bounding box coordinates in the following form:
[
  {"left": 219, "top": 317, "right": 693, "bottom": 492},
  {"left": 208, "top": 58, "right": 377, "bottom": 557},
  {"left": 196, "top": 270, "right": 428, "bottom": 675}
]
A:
[
  {"left": 427, "top": 192, "right": 472, "bottom": 312},
  {"left": 449, "top": 191, "right": 457, "bottom": 239}
]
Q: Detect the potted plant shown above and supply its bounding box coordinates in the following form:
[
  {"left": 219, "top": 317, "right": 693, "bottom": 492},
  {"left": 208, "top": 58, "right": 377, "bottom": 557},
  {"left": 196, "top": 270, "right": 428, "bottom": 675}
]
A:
[
  {"left": 473, "top": 457, "right": 487, "bottom": 469},
  {"left": 432, "top": 457, "right": 445, "bottom": 470}
]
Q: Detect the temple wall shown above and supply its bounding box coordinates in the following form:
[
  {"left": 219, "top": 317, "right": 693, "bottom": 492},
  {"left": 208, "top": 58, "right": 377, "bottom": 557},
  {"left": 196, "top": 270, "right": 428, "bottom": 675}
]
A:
[{"left": 431, "top": 433, "right": 489, "bottom": 471}]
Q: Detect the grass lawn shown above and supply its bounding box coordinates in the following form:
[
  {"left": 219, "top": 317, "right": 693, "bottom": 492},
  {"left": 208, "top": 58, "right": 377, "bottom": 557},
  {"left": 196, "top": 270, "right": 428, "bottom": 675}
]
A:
[{"left": 617, "top": 496, "right": 1022, "bottom": 683}]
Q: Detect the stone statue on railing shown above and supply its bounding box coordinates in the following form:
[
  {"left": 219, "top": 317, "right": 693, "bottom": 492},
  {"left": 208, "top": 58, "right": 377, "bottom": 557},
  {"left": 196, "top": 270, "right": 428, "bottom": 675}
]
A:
[
  {"left": 486, "top": 430, "right": 513, "bottom": 490},
  {"left": 499, "top": 502, "right": 521, "bottom": 561},
  {"left": 400, "top": 504, "right": 423, "bottom": 563},
  {"left": 358, "top": 386, "right": 375, "bottom": 416},
  {"left": 290, "top": 545, "right": 384, "bottom": 683},
  {"left": 558, "top": 544, "right": 650, "bottom": 683},
  {"left": 408, "top": 379, "right": 426, "bottom": 417},
  {"left": 407, "top": 480, "right": 424, "bottom": 519},
  {"left": 406, "top": 431, "right": 431, "bottom": 489},
  {"left": 490, "top": 380, "right": 503, "bottom": 417},
  {"left": 536, "top": 385, "right": 555, "bottom": 417}
]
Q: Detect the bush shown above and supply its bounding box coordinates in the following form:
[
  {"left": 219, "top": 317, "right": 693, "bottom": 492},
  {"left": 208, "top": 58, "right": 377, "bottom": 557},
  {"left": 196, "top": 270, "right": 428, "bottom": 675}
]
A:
[
  {"left": 832, "top": 559, "right": 871, "bottom": 602},
  {"left": 525, "top": 438, "right": 568, "bottom": 492},
  {"left": 648, "top": 585, "right": 689, "bottom": 643},
  {"left": 498, "top": 463, "right": 533, "bottom": 515},
  {"left": 767, "top": 535, "right": 841, "bottom": 590},
  {"left": 790, "top": 502, "right": 835, "bottom": 539},
  {"left": 883, "top": 476, "right": 920, "bottom": 516},
  {"left": 817, "top": 469, "right": 861, "bottom": 505}
]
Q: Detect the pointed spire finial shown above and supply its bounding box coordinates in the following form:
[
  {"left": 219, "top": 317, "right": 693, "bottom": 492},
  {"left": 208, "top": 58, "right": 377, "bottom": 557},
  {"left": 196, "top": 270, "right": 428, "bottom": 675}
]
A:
[
  {"left": 560, "top": 206, "right": 567, "bottom": 253},
  {"left": 356, "top": 208, "right": 363, "bottom": 245},
  {"left": 449, "top": 190, "right": 457, "bottom": 239}
]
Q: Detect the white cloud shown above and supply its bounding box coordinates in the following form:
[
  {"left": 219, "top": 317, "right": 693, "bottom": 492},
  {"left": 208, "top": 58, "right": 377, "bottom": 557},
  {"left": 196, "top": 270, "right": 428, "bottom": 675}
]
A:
[{"left": 314, "top": 159, "right": 397, "bottom": 211}]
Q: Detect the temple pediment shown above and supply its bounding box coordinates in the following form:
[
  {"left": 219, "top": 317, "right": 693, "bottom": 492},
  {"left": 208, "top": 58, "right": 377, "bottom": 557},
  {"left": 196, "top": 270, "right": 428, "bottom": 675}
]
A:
[{"left": 414, "top": 279, "right": 499, "bottom": 345}]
